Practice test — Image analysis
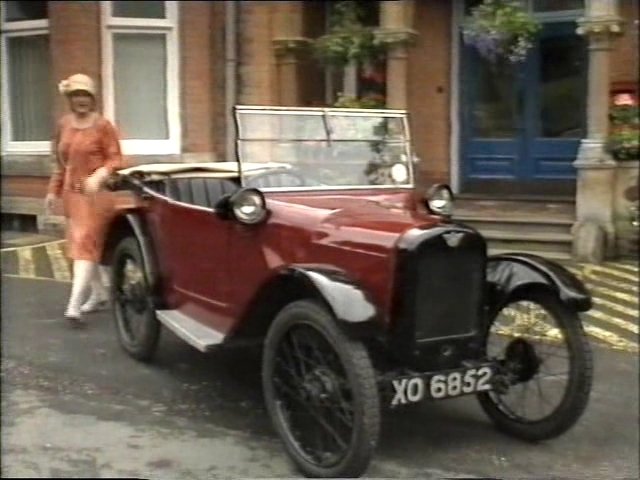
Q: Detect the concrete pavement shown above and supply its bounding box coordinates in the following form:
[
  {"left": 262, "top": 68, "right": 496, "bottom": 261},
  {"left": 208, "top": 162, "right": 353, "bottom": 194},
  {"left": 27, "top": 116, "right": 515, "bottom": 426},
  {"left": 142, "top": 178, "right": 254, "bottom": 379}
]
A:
[{"left": 1, "top": 230, "right": 638, "bottom": 353}]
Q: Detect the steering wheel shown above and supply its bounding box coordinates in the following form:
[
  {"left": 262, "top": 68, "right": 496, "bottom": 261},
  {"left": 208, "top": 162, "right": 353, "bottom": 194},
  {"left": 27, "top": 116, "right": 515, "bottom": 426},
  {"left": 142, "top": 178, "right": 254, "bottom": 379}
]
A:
[{"left": 245, "top": 168, "right": 308, "bottom": 188}]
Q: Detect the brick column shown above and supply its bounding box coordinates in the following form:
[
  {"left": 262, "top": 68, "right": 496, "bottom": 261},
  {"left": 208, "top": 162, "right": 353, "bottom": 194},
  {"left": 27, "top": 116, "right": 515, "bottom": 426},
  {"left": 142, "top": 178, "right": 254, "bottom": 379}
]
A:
[
  {"left": 571, "top": 0, "right": 623, "bottom": 262},
  {"left": 180, "top": 1, "right": 217, "bottom": 161},
  {"left": 378, "top": 0, "right": 417, "bottom": 109},
  {"left": 272, "top": 1, "right": 309, "bottom": 106},
  {"left": 49, "top": 1, "right": 101, "bottom": 118}
]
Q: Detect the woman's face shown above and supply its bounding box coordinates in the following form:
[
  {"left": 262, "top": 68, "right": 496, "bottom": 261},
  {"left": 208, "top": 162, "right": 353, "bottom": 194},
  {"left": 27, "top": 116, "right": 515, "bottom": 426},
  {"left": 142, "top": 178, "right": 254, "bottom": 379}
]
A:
[{"left": 68, "top": 91, "right": 94, "bottom": 115}]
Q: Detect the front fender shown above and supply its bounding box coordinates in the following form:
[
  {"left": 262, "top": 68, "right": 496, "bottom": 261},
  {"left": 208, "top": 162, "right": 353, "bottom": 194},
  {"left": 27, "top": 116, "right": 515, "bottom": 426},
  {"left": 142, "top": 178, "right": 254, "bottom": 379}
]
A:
[
  {"left": 486, "top": 253, "right": 592, "bottom": 314},
  {"left": 289, "top": 266, "right": 378, "bottom": 324}
]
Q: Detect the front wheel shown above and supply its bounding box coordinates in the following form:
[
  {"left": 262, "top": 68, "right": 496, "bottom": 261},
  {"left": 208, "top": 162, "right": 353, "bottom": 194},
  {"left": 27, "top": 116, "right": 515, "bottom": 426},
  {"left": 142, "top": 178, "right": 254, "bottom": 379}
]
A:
[
  {"left": 262, "top": 300, "right": 380, "bottom": 478},
  {"left": 112, "top": 236, "right": 161, "bottom": 362},
  {"left": 478, "top": 290, "right": 593, "bottom": 441}
]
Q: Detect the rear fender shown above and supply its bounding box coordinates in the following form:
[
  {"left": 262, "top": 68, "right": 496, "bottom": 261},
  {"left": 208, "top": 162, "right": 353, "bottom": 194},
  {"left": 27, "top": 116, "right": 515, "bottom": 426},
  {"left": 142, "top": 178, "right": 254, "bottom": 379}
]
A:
[
  {"left": 486, "top": 253, "right": 592, "bottom": 315},
  {"left": 124, "top": 213, "right": 164, "bottom": 307}
]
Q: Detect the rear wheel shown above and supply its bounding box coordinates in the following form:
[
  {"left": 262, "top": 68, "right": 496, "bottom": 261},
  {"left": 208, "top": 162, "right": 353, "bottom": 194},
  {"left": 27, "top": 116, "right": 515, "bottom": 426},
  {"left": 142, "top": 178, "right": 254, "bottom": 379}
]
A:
[
  {"left": 262, "top": 300, "right": 380, "bottom": 478},
  {"left": 112, "top": 236, "right": 160, "bottom": 362},
  {"left": 478, "top": 290, "right": 593, "bottom": 441}
]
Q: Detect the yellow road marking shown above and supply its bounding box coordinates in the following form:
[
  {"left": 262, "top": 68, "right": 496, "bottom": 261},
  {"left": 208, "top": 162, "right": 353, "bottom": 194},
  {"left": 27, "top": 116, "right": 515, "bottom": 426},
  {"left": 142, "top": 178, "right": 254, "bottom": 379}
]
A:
[
  {"left": 45, "top": 242, "right": 71, "bottom": 282},
  {"left": 608, "top": 262, "right": 639, "bottom": 273},
  {"left": 579, "top": 264, "right": 638, "bottom": 282},
  {"left": 2, "top": 273, "right": 70, "bottom": 283},
  {"left": 1, "top": 239, "right": 66, "bottom": 253},
  {"left": 568, "top": 267, "right": 639, "bottom": 295},
  {"left": 568, "top": 267, "right": 638, "bottom": 293},
  {"left": 585, "top": 309, "right": 639, "bottom": 335},
  {"left": 592, "top": 296, "right": 639, "bottom": 318},
  {"left": 590, "top": 284, "right": 639, "bottom": 305},
  {"left": 583, "top": 324, "right": 639, "bottom": 353},
  {"left": 16, "top": 247, "right": 35, "bottom": 278}
]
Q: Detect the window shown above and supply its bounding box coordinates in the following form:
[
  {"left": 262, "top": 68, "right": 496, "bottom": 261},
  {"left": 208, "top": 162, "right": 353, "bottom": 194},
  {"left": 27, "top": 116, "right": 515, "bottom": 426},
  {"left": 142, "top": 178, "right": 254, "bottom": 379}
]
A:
[
  {"left": 0, "top": 1, "right": 52, "bottom": 153},
  {"left": 102, "top": 1, "right": 180, "bottom": 155}
]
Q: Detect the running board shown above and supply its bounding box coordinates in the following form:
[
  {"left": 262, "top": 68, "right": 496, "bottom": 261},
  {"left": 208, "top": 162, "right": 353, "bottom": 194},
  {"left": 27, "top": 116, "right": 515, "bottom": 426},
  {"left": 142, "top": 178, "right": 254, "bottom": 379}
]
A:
[{"left": 156, "top": 309, "right": 225, "bottom": 352}]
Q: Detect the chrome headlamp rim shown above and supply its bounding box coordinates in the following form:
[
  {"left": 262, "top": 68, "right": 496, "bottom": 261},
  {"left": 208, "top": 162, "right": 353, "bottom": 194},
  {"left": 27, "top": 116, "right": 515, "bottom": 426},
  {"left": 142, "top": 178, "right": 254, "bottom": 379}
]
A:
[
  {"left": 425, "top": 184, "right": 454, "bottom": 217},
  {"left": 230, "top": 188, "right": 268, "bottom": 225}
]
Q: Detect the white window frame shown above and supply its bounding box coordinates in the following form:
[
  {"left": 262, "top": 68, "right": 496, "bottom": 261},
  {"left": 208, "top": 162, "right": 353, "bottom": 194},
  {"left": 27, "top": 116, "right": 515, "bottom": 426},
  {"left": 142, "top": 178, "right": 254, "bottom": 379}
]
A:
[
  {"left": 0, "top": 5, "right": 51, "bottom": 154},
  {"left": 101, "top": 1, "right": 180, "bottom": 155}
]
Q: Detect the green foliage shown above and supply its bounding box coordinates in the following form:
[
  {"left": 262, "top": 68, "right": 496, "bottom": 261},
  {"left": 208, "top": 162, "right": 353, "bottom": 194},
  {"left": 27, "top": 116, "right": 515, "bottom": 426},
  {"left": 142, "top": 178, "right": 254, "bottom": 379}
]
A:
[
  {"left": 313, "top": 1, "right": 385, "bottom": 67},
  {"left": 333, "top": 93, "right": 385, "bottom": 109},
  {"left": 608, "top": 103, "right": 640, "bottom": 161},
  {"left": 610, "top": 105, "right": 640, "bottom": 127},
  {"left": 608, "top": 129, "right": 640, "bottom": 161},
  {"left": 462, "top": 0, "right": 541, "bottom": 63}
]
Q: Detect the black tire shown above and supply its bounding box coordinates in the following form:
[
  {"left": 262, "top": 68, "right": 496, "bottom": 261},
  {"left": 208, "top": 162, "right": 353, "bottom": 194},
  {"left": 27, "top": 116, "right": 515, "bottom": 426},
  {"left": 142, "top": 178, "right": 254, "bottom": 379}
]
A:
[
  {"left": 112, "top": 236, "right": 161, "bottom": 362},
  {"left": 477, "top": 289, "right": 593, "bottom": 441},
  {"left": 262, "top": 300, "right": 380, "bottom": 478}
]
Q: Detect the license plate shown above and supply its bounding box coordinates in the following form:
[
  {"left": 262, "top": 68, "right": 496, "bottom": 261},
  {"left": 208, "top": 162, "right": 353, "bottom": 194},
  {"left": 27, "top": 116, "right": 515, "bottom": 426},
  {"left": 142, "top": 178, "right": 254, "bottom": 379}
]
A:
[{"left": 390, "top": 364, "right": 495, "bottom": 407}]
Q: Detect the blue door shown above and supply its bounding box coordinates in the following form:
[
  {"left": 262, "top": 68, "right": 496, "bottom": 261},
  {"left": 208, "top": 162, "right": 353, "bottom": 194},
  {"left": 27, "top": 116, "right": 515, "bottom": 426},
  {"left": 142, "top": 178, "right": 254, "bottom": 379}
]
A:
[{"left": 460, "top": 21, "right": 587, "bottom": 195}]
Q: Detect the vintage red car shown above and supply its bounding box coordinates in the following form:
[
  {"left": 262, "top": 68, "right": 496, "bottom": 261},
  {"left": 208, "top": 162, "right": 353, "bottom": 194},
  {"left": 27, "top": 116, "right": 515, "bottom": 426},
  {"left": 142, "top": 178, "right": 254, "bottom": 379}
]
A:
[{"left": 104, "top": 106, "right": 593, "bottom": 478}]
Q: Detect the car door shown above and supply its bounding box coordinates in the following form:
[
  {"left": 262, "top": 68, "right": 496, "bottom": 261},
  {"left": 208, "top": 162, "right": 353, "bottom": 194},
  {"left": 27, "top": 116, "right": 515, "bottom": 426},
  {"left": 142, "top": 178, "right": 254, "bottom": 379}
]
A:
[{"left": 146, "top": 190, "right": 234, "bottom": 334}]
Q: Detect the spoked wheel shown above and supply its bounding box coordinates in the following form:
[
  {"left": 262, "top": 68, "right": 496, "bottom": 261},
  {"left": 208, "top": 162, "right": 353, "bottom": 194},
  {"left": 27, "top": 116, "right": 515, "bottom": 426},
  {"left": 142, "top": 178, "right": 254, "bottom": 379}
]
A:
[
  {"left": 478, "top": 290, "right": 593, "bottom": 441},
  {"left": 262, "top": 300, "right": 380, "bottom": 478},
  {"left": 112, "top": 236, "right": 160, "bottom": 362}
]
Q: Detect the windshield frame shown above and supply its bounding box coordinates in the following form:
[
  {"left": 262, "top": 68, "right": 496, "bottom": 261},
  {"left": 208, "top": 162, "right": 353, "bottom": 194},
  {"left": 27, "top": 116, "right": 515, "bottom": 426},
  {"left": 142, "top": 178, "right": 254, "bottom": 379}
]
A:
[{"left": 233, "top": 105, "right": 415, "bottom": 192}]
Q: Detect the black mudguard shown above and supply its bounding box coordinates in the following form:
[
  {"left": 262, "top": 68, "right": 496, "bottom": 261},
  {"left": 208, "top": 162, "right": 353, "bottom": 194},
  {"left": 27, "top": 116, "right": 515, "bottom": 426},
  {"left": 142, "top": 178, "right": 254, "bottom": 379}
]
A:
[
  {"left": 285, "top": 266, "right": 382, "bottom": 339},
  {"left": 125, "top": 213, "right": 163, "bottom": 306},
  {"left": 486, "top": 253, "right": 592, "bottom": 314}
]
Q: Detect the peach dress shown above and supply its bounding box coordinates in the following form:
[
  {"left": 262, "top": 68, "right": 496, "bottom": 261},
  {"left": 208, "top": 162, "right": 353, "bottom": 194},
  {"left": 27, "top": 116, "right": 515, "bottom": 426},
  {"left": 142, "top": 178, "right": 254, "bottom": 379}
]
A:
[{"left": 47, "top": 114, "right": 125, "bottom": 262}]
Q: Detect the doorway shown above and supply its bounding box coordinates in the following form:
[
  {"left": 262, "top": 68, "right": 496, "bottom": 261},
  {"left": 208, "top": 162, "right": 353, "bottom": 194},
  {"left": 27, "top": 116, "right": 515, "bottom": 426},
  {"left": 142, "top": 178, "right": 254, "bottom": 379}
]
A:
[{"left": 459, "top": 17, "right": 587, "bottom": 196}]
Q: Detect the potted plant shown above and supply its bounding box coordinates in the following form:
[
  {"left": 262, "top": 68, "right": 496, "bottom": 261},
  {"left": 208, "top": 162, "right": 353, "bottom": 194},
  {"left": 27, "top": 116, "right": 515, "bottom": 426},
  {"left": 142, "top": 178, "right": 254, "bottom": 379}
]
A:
[
  {"left": 312, "top": 1, "right": 387, "bottom": 107},
  {"left": 461, "top": 0, "right": 541, "bottom": 64}
]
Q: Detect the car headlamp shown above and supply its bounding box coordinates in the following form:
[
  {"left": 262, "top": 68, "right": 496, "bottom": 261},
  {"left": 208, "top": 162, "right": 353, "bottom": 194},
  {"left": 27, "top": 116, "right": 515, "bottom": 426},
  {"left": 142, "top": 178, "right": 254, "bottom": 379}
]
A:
[
  {"left": 230, "top": 188, "right": 268, "bottom": 225},
  {"left": 426, "top": 184, "right": 454, "bottom": 217}
]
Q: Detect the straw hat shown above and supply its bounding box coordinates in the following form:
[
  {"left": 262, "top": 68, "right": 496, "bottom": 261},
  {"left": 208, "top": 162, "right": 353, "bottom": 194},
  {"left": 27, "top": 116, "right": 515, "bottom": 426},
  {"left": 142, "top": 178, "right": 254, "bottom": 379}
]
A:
[{"left": 58, "top": 73, "right": 96, "bottom": 96}]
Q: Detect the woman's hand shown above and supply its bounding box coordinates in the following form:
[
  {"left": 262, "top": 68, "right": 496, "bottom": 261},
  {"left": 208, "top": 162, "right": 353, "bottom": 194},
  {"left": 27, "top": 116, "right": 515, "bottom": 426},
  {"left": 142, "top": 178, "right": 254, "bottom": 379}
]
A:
[
  {"left": 84, "top": 167, "right": 110, "bottom": 194},
  {"left": 44, "top": 193, "right": 58, "bottom": 214}
]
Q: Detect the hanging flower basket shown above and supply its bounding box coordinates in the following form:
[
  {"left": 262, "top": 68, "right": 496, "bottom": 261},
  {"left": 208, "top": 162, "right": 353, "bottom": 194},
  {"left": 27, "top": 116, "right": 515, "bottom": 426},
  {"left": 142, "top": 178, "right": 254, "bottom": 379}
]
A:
[{"left": 462, "top": 0, "right": 541, "bottom": 64}]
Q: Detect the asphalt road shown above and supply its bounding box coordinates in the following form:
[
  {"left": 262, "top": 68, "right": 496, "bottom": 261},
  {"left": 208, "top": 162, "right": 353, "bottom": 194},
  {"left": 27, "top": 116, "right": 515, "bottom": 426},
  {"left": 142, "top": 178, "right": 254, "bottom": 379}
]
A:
[{"left": 1, "top": 275, "right": 639, "bottom": 479}]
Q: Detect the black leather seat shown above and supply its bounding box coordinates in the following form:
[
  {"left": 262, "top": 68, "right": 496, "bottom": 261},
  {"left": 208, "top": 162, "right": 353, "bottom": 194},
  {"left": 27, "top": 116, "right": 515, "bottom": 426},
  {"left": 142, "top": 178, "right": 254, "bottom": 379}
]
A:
[{"left": 167, "top": 177, "right": 238, "bottom": 209}]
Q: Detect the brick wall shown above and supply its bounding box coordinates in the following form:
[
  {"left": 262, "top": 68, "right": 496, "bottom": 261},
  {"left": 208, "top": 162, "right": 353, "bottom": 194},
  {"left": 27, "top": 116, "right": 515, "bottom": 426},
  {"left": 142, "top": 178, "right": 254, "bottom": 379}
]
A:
[
  {"left": 49, "top": 1, "right": 102, "bottom": 121},
  {"left": 407, "top": 0, "right": 452, "bottom": 189},
  {"left": 238, "top": 2, "right": 278, "bottom": 105},
  {"left": 611, "top": 1, "right": 639, "bottom": 87},
  {"left": 180, "top": 1, "right": 216, "bottom": 156}
]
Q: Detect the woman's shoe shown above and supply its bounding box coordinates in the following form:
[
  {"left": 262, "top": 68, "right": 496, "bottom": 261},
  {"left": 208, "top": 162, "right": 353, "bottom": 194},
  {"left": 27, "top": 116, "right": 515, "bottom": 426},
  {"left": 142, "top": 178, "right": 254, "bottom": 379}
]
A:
[
  {"left": 65, "top": 314, "right": 87, "bottom": 329},
  {"left": 80, "top": 296, "right": 110, "bottom": 313}
]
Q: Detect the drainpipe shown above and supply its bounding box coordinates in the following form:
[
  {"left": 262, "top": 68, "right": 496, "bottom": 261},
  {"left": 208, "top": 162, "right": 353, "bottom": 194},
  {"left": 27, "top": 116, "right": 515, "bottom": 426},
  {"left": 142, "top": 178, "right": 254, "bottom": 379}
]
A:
[{"left": 225, "top": 1, "right": 238, "bottom": 162}]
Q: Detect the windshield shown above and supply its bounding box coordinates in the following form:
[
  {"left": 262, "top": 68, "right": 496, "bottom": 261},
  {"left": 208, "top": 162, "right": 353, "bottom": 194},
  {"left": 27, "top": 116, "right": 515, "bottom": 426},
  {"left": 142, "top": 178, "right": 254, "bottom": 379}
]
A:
[{"left": 235, "top": 106, "right": 414, "bottom": 190}]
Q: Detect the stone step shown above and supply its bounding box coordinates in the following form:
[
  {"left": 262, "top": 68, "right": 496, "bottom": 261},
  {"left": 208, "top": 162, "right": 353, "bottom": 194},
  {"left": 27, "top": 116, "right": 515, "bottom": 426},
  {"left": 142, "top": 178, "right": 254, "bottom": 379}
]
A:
[
  {"left": 454, "top": 215, "right": 573, "bottom": 236},
  {"left": 455, "top": 199, "right": 575, "bottom": 218},
  {"left": 483, "top": 232, "right": 573, "bottom": 259}
]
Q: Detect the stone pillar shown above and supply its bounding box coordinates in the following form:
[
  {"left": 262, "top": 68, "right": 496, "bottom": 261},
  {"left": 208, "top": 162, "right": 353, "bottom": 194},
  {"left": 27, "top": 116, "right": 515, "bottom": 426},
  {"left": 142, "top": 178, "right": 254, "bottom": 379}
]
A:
[
  {"left": 378, "top": 0, "right": 417, "bottom": 109},
  {"left": 571, "top": 0, "right": 623, "bottom": 262},
  {"left": 272, "top": 2, "right": 309, "bottom": 106}
]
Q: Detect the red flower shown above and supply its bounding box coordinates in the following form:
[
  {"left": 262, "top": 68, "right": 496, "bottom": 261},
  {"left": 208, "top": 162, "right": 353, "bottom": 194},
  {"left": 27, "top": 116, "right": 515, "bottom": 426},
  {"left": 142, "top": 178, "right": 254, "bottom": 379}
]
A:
[{"left": 613, "top": 93, "right": 637, "bottom": 106}]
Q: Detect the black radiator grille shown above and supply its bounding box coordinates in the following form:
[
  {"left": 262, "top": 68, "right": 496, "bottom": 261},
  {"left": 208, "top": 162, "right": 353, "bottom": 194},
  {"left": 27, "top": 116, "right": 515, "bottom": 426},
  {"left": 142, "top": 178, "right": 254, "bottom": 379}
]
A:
[
  {"left": 413, "top": 243, "right": 485, "bottom": 340},
  {"left": 393, "top": 226, "right": 487, "bottom": 346}
]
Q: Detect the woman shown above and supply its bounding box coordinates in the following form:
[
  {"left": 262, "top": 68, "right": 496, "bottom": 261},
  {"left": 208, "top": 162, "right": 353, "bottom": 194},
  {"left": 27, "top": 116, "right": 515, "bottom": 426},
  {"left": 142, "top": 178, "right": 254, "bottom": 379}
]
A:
[{"left": 44, "top": 73, "right": 125, "bottom": 328}]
